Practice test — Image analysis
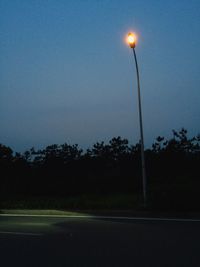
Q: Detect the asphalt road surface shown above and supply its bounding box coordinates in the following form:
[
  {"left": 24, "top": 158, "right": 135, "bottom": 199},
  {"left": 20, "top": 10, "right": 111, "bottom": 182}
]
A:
[{"left": 0, "top": 215, "right": 200, "bottom": 267}]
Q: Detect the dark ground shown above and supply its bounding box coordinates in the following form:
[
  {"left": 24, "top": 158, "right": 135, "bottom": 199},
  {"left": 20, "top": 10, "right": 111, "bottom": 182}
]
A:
[{"left": 0, "top": 215, "right": 200, "bottom": 267}]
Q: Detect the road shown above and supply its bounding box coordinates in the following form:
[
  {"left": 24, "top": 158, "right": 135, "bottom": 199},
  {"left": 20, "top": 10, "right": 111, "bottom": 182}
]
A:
[{"left": 0, "top": 215, "right": 200, "bottom": 267}]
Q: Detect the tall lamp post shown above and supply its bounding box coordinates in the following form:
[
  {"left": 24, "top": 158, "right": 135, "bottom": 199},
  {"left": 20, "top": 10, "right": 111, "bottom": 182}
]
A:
[{"left": 127, "top": 32, "right": 147, "bottom": 207}]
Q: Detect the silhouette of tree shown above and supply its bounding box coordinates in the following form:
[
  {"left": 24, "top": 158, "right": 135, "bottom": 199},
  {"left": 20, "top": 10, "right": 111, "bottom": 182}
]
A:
[
  {"left": 1, "top": 128, "right": 200, "bottom": 210},
  {"left": 0, "top": 144, "right": 13, "bottom": 161}
]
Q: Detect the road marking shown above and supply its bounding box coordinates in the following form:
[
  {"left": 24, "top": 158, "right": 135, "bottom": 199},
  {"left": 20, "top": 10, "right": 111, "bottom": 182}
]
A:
[
  {"left": 1, "top": 213, "right": 200, "bottom": 222},
  {"left": 96, "top": 216, "right": 200, "bottom": 223},
  {"left": 0, "top": 231, "right": 43, "bottom": 236}
]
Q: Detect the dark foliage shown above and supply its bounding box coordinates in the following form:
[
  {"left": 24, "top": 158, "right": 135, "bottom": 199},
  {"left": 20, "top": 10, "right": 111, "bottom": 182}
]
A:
[{"left": 0, "top": 128, "right": 200, "bottom": 210}]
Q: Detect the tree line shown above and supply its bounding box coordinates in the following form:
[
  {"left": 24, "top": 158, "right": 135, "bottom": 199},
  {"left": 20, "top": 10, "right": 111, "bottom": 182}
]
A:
[{"left": 0, "top": 128, "right": 200, "bottom": 209}]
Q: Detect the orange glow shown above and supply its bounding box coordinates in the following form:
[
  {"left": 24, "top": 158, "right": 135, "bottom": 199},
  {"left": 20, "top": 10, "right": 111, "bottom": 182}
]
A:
[{"left": 127, "top": 32, "right": 137, "bottom": 48}]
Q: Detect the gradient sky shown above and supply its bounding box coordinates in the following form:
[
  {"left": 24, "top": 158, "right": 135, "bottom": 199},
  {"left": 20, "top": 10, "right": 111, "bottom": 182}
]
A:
[{"left": 0, "top": 0, "right": 200, "bottom": 152}]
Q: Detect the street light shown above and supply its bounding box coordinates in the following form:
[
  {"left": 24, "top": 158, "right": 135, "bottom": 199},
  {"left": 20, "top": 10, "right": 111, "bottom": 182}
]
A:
[{"left": 127, "top": 32, "right": 147, "bottom": 207}]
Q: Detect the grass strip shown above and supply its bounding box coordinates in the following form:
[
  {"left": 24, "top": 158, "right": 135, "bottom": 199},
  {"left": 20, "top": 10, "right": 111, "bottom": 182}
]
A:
[{"left": 0, "top": 209, "right": 88, "bottom": 216}]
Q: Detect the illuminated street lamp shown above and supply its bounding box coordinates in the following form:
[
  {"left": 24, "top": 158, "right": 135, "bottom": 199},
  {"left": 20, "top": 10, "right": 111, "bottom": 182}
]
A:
[
  {"left": 127, "top": 32, "right": 137, "bottom": 48},
  {"left": 127, "top": 32, "right": 147, "bottom": 207}
]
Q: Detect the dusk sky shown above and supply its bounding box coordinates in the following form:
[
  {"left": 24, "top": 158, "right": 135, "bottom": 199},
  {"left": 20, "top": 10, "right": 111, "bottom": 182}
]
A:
[{"left": 0, "top": 0, "right": 200, "bottom": 152}]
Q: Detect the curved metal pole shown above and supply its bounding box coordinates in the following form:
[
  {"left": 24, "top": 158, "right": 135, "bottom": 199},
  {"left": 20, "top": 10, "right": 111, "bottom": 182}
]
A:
[{"left": 132, "top": 47, "right": 147, "bottom": 207}]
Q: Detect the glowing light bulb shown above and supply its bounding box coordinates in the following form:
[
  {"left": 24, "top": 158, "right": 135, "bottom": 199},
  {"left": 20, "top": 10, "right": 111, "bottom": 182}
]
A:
[{"left": 127, "top": 32, "right": 137, "bottom": 48}]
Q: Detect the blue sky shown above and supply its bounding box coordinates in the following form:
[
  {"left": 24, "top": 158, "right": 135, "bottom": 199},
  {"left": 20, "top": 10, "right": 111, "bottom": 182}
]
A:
[{"left": 0, "top": 0, "right": 200, "bottom": 152}]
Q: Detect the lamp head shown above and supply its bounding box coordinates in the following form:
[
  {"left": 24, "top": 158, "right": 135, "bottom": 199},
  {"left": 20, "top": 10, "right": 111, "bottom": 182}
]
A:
[{"left": 127, "top": 32, "right": 137, "bottom": 48}]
